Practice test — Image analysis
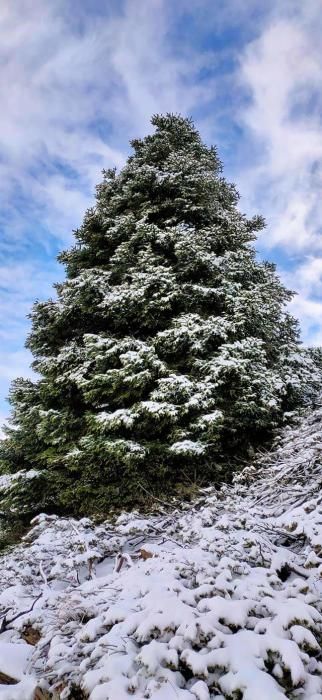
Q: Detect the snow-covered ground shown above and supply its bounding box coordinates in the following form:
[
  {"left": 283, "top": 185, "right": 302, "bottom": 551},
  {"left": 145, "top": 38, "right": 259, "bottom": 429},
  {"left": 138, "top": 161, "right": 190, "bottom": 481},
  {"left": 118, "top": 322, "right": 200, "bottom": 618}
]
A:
[{"left": 1, "top": 406, "right": 322, "bottom": 699}]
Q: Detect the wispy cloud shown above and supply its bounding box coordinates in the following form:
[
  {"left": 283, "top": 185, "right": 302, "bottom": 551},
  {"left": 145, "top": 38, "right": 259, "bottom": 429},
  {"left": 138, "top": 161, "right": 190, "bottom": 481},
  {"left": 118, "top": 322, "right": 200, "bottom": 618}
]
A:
[
  {"left": 0, "top": 260, "right": 53, "bottom": 408},
  {"left": 0, "top": 0, "right": 216, "bottom": 250},
  {"left": 0, "top": 0, "right": 322, "bottom": 418},
  {"left": 281, "top": 256, "right": 322, "bottom": 347},
  {"left": 234, "top": 0, "right": 322, "bottom": 344},
  {"left": 237, "top": 2, "right": 322, "bottom": 254}
]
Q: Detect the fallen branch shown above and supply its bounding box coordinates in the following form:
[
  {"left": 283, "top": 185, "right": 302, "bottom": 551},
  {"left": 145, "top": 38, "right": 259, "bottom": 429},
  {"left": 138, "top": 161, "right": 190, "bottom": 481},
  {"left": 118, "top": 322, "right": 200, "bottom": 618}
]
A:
[{"left": 0, "top": 592, "right": 43, "bottom": 633}]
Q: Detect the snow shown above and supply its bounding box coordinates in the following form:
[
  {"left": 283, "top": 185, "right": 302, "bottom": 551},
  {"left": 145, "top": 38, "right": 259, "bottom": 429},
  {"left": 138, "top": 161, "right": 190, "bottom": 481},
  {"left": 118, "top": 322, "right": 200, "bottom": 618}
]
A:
[
  {"left": 169, "top": 439, "right": 205, "bottom": 454},
  {"left": 0, "top": 679, "right": 36, "bottom": 700},
  {"left": 1, "top": 405, "right": 322, "bottom": 698},
  {"left": 139, "top": 401, "right": 179, "bottom": 418},
  {"left": 0, "top": 641, "right": 31, "bottom": 679},
  {"left": 96, "top": 408, "right": 136, "bottom": 428},
  {"left": 0, "top": 642, "right": 36, "bottom": 700},
  {"left": 0, "top": 469, "right": 40, "bottom": 493}
]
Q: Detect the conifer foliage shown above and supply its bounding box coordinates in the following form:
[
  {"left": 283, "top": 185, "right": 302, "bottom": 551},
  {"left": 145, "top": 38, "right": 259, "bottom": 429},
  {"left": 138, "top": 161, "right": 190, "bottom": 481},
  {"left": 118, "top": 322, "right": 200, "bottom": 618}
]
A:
[{"left": 0, "top": 115, "right": 317, "bottom": 519}]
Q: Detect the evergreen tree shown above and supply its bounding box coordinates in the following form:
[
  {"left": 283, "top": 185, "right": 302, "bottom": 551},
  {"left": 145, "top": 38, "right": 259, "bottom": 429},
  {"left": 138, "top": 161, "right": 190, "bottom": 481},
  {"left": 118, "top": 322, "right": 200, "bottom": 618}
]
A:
[{"left": 0, "top": 115, "right": 319, "bottom": 522}]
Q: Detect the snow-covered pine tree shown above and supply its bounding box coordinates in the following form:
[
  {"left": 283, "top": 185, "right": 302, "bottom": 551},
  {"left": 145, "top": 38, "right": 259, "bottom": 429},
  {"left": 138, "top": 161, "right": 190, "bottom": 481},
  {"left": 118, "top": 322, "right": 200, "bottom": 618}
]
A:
[{"left": 0, "top": 115, "right": 318, "bottom": 521}]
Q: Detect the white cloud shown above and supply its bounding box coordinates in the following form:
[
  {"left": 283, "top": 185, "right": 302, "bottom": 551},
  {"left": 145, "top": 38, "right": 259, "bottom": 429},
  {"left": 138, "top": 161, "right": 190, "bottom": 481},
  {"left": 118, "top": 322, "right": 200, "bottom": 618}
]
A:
[
  {"left": 281, "top": 257, "right": 322, "bottom": 346},
  {"left": 0, "top": 260, "right": 50, "bottom": 411},
  {"left": 238, "top": 3, "right": 322, "bottom": 254},
  {"left": 233, "top": 0, "right": 322, "bottom": 345},
  {"left": 0, "top": 0, "right": 322, "bottom": 421},
  {"left": 0, "top": 0, "right": 215, "bottom": 247},
  {"left": 0, "top": 261, "right": 56, "bottom": 336},
  {"left": 0, "top": 350, "right": 33, "bottom": 384}
]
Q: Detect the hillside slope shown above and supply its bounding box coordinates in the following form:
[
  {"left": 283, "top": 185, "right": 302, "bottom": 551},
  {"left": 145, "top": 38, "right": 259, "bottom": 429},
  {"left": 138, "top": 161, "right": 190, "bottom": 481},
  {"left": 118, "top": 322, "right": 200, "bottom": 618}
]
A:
[{"left": 0, "top": 406, "right": 322, "bottom": 699}]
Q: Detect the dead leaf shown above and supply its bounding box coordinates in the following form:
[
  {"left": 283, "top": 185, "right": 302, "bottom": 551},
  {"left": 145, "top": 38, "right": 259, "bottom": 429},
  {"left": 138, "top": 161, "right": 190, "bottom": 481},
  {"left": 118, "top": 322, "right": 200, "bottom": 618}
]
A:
[
  {"left": 34, "top": 687, "right": 61, "bottom": 699},
  {"left": 34, "top": 689, "right": 52, "bottom": 700},
  {"left": 22, "top": 624, "right": 41, "bottom": 646},
  {"left": 139, "top": 548, "right": 155, "bottom": 560}
]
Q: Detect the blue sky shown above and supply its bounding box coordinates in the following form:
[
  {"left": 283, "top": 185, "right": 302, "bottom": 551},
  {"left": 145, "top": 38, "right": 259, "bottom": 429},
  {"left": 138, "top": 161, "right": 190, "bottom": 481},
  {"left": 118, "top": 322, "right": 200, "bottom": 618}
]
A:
[{"left": 1, "top": 0, "right": 322, "bottom": 425}]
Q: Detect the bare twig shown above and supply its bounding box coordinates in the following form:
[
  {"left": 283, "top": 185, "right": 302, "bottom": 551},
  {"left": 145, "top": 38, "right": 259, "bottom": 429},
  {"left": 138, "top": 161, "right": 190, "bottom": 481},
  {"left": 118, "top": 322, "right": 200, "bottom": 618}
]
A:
[
  {"left": 137, "top": 482, "right": 174, "bottom": 508},
  {"left": 0, "top": 593, "right": 43, "bottom": 633}
]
